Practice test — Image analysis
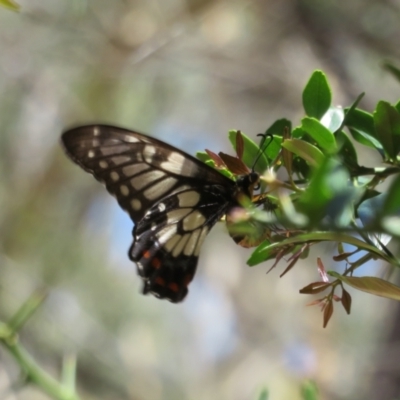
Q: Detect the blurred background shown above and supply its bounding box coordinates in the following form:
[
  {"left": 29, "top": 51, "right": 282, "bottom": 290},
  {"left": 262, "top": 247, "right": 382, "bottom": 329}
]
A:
[{"left": 0, "top": 0, "right": 400, "bottom": 399}]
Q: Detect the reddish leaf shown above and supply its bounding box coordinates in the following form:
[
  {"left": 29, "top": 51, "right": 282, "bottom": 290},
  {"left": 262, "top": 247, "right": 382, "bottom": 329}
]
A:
[
  {"left": 266, "top": 249, "right": 288, "bottom": 273},
  {"left": 341, "top": 287, "right": 352, "bottom": 314},
  {"left": 235, "top": 130, "right": 244, "bottom": 160},
  {"left": 300, "top": 281, "right": 331, "bottom": 294},
  {"left": 287, "top": 244, "right": 308, "bottom": 262},
  {"left": 219, "top": 152, "right": 249, "bottom": 175},
  {"left": 323, "top": 300, "right": 334, "bottom": 328},
  {"left": 332, "top": 294, "right": 341, "bottom": 302},
  {"left": 306, "top": 298, "right": 325, "bottom": 307},
  {"left": 280, "top": 256, "right": 299, "bottom": 277},
  {"left": 330, "top": 272, "right": 400, "bottom": 301},
  {"left": 205, "top": 149, "right": 226, "bottom": 168},
  {"left": 317, "top": 258, "right": 329, "bottom": 282},
  {"left": 333, "top": 250, "right": 358, "bottom": 261}
]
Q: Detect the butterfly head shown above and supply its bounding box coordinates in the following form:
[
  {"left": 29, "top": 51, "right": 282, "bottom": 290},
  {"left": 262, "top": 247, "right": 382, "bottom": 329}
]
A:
[{"left": 236, "top": 171, "right": 260, "bottom": 198}]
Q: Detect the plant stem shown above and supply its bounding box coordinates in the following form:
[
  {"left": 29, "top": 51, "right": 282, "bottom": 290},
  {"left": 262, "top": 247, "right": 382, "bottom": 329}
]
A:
[{"left": 0, "top": 324, "right": 81, "bottom": 400}]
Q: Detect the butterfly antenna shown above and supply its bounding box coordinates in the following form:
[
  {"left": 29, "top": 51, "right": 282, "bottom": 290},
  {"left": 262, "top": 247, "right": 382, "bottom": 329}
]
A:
[{"left": 251, "top": 133, "right": 273, "bottom": 172}]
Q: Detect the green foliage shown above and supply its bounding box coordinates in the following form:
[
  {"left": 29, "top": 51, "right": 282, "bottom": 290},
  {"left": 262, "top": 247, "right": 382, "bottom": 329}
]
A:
[
  {"left": 302, "top": 70, "right": 331, "bottom": 119},
  {"left": 220, "top": 68, "right": 400, "bottom": 328},
  {"left": 0, "top": 291, "right": 80, "bottom": 400},
  {"left": 0, "top": 0, "right": 19, "bottom": 11},
  {"left": 301, "top": 380, "right": 319, "bottom": 400}
]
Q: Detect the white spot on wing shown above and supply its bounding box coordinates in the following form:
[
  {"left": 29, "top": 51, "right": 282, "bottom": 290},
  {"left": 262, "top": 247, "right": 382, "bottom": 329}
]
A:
[
  {"left": 160, "top": 152, "right": 197, "bottom": 177},
  {"left": 100, "top": 145, "right": 130, "bottom": 156},
  {"left": 182, "top": 211, "right": 206, "bottom": 231},
  {"left": 164, "top": 234, "right": 181, "bottom": 252},
  {"left": 143, "top": 145, "right": 156, "bottom": 163},
  {"left": 183, "top": 229, "right": 201, "bottom": 256},
  {"left": 120, "top": 185, "right": 129, "bottom": 196},
  {"left": 99, "top": 161, "right": 108, "bottom": 169},
  {"left": 124, "top": 135, "right": 140, "bottom": 143},
  {"left": 130, "top": 170, "right": 165, "bottom": 190},
  {"left": 158, "top": 203, "right": 166, "bottom": 212},
  {"left": 131, "top": 199, "right": 142, "bottom": 210},
  {"left": 166, "top": 185, "right": 192, "bottom": 198},
  {"left": 194, "top": 227, "right": 209, "bottom": 256},
  {"left": 172, "top": 234, "right": 190, "bottom": 257},
  {"left": 143, "top": 177, "right": 177, "bottom": 200},
  {"left": 166, "top": 209, "right": 192, "bottom": 224},
  {"left": 94, "top": 127, "right": 100, "bottom": 136},
  {"left": 122, "top": 163, "right": 149, "bottom": 177},
  {"left": 88, "top": 150, "right": 95, "bottom": 158},
  {"left": 178, "top": 191, "right": 200, "bottom": 207},
  {"left": 160, "top": 152, "right": 184, "bottom": 171},
  {"left": 110, "top": 171, "right": 119, "bottom": 181},
  {"left": 111, "top": 156, "right": 132, "bottom": 165},
  {"left": 157, "top": 226, "right": 177, "bottom": 244}
]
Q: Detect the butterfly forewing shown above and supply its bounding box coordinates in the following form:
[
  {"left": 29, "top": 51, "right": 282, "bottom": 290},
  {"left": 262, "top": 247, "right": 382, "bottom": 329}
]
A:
[{"left": 61, "top": 124, "right": 237, "bottom": 302}]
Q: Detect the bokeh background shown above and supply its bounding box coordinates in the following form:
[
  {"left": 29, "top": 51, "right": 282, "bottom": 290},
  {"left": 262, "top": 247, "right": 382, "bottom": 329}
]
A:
[{"left": 0, "top": 1, "right": 400, "bottom": 399}]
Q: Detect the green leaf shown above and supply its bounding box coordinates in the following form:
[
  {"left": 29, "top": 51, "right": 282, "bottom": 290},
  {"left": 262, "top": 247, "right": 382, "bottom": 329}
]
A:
[
  {"left": 381, "top": 176, "right": 400, "bottom": 234},
  {"left": 292, "top": 127, "right": 305, "bottom": 138},
  {"left": 301, "top": 117, "right": 337, "bottom": 152},
  {"left": 302, "top": 70, "right": 332, "bottom": 119},
  {"left": 297, "top": 158, "right": 358, "bottom": 226},
  {"left": 292, "top": 157, "right": 310, "bottom": 179},
  {"left": 301, "top": 381, "right": 319, "bottom": 400},
  {"left": 395, "top": 100, "right": 400, "bottom": 114},
  {"left": 265, "top": 119, "right": 291, "bottom": 137},
  {"left": 248, "top": 232, "right": 392, "bottom": 266},
  {"left": 342, "top": 92, "right": 365, "bottom": 122},
  {"left": 197, "top": 154, "right": 234, "bottom": 179},
  {"left": 329, "top": 272, "right": 400, "bottom": 301},
  {"left": 264, "top": 119, "right": 289, "bottom": 160},
  {"left": 348, "top": 128, "right": 384, "bottom": 151},
  {"left": 196, "top": 151, "right": 212, "bottom": 163},
  {"left": 282, "top": 138, "right": 324, "bottom": 167},
  {"left": 228, "top": 130, "right": 269, "bottom": 173},
  {"left": 321, "top": 107, "right": 345, "bottom": 133},
  {"left": 383, "top": 62, "right": 400, "bottom": 83},
  {"left": 0, "top": 0, "right": 20, "bottom": 10},
  {"left": 256, "top": 388, "right": 269, "bottom": 400},
  {"left": 344, "top": 108, "right": 376, "bottom": 138},
  {"left": 373, "top": 101, "right": 400, "bottom": 160},
  {"left": 383, "top": 175, "right": 400, "bottom": 215},
  {"left": 335, "top": 130, "right": 358, "bottom": 168}
]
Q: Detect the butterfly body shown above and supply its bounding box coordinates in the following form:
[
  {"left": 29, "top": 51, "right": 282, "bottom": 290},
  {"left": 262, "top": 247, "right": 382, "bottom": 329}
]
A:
[{"left": 61, "top": 125, "right": 259, "bottom": 302}]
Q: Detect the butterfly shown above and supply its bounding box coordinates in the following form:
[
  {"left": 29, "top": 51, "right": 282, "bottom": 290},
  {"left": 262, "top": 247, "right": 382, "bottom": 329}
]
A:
[{"left": 61, "top": 125, "right": 265, "bottom": 303}]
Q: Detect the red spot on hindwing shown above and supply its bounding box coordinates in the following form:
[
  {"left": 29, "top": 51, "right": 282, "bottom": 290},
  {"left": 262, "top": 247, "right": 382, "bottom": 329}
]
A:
[
  {"left": 154, "top": 277, "right": 165, "bottom": 287},
  {"left": 151, "top": 257, "right": 161, "bottom": 269},
  {"left": 168, "top": 282, "right": 179, "bottom": 293},
  {"left": 143, "top": 250, "right": 151, "bottom": 259}
]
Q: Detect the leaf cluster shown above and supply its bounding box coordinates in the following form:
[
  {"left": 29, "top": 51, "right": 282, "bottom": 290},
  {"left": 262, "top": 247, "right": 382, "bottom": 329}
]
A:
[{"left": 198, "top": 68, "right": 400, "bottom": 327}]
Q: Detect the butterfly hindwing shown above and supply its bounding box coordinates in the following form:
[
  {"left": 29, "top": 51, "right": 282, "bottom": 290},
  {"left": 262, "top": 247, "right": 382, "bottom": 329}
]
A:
[
  {"left": 130, "top": 186, "right": 232, "bottom": 302},
  {"left": 61, "top": 124, "right": 237, "bottom": 302}
]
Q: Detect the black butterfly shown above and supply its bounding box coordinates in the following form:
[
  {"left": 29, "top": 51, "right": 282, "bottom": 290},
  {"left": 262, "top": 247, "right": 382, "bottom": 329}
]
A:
[{"left": 61, "top": 125, "right": 262, "bottom": 302}]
